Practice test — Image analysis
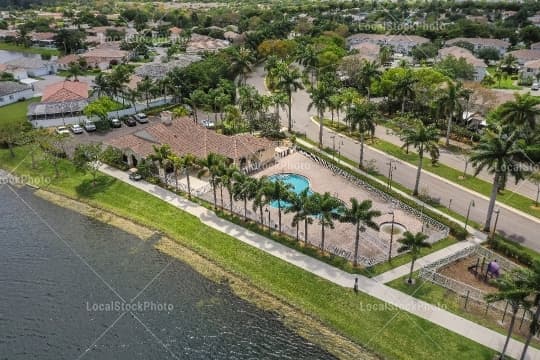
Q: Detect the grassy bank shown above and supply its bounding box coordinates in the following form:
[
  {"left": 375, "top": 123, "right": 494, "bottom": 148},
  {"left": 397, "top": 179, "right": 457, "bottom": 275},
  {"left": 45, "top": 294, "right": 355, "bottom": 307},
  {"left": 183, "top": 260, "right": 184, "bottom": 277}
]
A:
[
  {"left": 0, "top": 145, "right": 495, "bottom": 360},
  {"left": 0, "top": 97, "right": 40, "bottom": 130},
  {"left": 319, "top": 119, "right": 540, "bottom": 220},
  {"left": 0, "top": 42, "right": 60, "bottom": 56}
]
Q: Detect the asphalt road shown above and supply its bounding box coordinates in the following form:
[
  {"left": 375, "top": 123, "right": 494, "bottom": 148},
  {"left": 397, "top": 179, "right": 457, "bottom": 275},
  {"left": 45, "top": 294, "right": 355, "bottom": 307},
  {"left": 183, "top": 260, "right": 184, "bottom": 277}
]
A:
[{"left": 246, "top": 65, "right": 540, "bottom": 252}]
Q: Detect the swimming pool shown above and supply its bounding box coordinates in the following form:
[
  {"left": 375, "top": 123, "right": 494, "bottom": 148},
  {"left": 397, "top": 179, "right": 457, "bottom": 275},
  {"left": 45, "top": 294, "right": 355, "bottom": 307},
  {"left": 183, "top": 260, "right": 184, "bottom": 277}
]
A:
[{"left": 268, "top": 173, "right": 312, "bottom": 208}]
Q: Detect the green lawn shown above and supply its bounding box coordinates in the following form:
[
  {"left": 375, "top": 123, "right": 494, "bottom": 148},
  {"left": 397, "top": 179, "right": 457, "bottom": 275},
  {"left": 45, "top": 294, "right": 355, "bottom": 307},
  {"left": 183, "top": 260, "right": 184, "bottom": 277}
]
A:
[
  {"left": 0, "top": 145, "right": 495, "bottom": 360},
  {"left": 0, "top": 98, "right": 40, "bottom": 130},
  {"left": 388, "top": 274, "right": 540, "bottom": 349},
  {"left": 0, "top": 42, "right": 59, "bottom": 56}
]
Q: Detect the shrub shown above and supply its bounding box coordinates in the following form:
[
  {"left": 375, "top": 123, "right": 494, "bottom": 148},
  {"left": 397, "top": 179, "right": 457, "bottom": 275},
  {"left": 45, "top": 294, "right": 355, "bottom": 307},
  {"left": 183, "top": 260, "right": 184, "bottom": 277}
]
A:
[{"left": 489, "top": 236, "right": 536, "bottom": 266}]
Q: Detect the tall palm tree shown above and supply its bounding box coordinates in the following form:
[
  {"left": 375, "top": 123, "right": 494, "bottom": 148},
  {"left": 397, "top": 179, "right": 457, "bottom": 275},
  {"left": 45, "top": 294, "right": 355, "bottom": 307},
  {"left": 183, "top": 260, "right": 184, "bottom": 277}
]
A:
[
  {"left": 137, "top": 76, "right": 155, "bottom": 108},
  {"left": 271, "top": 91, "right": 288, "bottom": 122},
  {"left": 340, "top": 87, "right": 361, "bottom": 129},
  {"left": 253, "top": 176, "right": 271, "bottom": 224},
  {"left": 378, "top": 45, "right": 393, "bottom": 66},
  {"left": 437, "top": 81, "right": 464, "bottom": 146},
  {"left": 285, "top": 188, "right": 314, "bottom": 242},
  {"left": 168, "top": 153, "right": 182, "bottom": 190},
  {"left": 485, "top": 270, "right": 530, "bottom": 360},
  {"left": 274, "top": 63, "right": 304, "bottom": 132},
  {"left": 231, "top": 47, "right": 255, "bottom": 86},
  {"left": 308, "top": 82, "right": 331, "bottom": 147},
  {"left": 263, "top": 179, "right": 293, "bottom": 233},
  {"left": 197, "top": 153, "right": 225, "bottom": 209},
  {"left": 347, "top": 100, "right": 378, "bottom": 168},
  {"left": 311, "top": 192, "right": 343, "bottom": 251},
  {"left": 397, "top": 231, "right": 431, "bottom": 284},
  {"left": 357, "top": 60, "right": 381, "bottom": 100},
  {"left": 328, "top": 93, "right": 343, "bottom": 125},
  {"left": 393, "top": 69, "right": 418, "bottom": 113},
  {"left": 150, "top": 144, "right": 173, "bottom": 182},
  {"left": 296, "top": 44, "right": 319, "bottom": 85},
  {"left": 518, "top": 261, "right": 540, "bottom": 360},
  {"left": 180, "top": 153, "right": 198, "bottom": 199},
  {"left": 499, "top": 93, "right": 540, "bottom": 130},
  {"left": 401, "top": 122, "right": 440, "bottom": 195},
  {"left": 232, "top": 172, "right": 258, "bottom": 220},
  {"left": 341, "top": 198, "right": 381, "bottom": 266},
  {"left": 219, "top": 163, "right": 239, "bottom": 213},
  {"left": 470, "top": 126, "right": 526, "bottom": 231}
]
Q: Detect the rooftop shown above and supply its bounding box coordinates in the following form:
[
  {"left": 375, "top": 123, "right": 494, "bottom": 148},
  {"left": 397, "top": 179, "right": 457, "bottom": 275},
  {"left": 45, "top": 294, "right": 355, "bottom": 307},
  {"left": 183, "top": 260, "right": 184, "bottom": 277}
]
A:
[
  {"left": 41, "top": 81, "right": 89, "bottom": 103},
  {"left": 438, "top": 46, "right": 486, "bottom": 67},
  {"left": 446, "top": 37, "right": 510, "bottom": 48},
  {"left": 0, "top": 81, "right": 31, "bottom": 97}
]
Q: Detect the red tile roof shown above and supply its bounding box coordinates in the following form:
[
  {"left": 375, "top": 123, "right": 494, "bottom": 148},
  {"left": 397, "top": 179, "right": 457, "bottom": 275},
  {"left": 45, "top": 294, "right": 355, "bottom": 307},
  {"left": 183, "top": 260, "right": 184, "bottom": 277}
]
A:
[
  {"left": 41, "top": 81, "right": 89, "bottom": 103},
  {"left": 106, "top": 116, "right": 274, "bottom": 162}
]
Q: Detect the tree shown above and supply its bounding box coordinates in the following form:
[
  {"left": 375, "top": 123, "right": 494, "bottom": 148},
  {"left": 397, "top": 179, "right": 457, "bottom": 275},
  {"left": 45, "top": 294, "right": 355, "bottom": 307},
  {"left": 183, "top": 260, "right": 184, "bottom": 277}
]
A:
[
  {"left": 66, "top": 62, "right": 83, "bottom": 81},
  {"left": 397, "top": 231, "right": 431, "bottom": 284},
  {"left": 499, "top": 93, "right": 540, "bottom": 130},
  {"left": 310, "top": 192, "right": 343, "bottom": 251},
  {"left": 232, "top": 172, "right": 258, "bottom": 220},
  {"left": 186, "top": 89, "right": 207, "bottom": 123},
  {"left": 137, "top": 76, "right": 155, "bottom": 108},
  {"left": 411, "top": 42, "right": 439, "bottom": 62},
  {"left": 263, "top": 179, "right": 293, "bottom": 233},
  {"left": 0, "top": 123, "right": 22, "bottom": 158},
  {"left": 83, "top": 96, "right": 117, "bottom": 130},
  {"left": 341, "top": 198, "right": 381, "bottom": 266},
  {"left": 197, "top": 153, "right": 225, "bottom": 209},
  {"left": 485, "top": 270, "right": 530, "bottom": 360},
  {"left": 308, "top": 81, "right": 331, "bottom": 147},
  {"left": 347, "top": 100, "right": 378, "bottom": 168},
  {"left": 285, "top": 188, "right": 314, "bottom": 242},
  {"left": 273, "top": 63, "right": 304, "bottom": 132},
  {"left": 252, "top": 176, "right": 271, "bottom": 224},
  {"left": 437, "top": 81, "right": 465, "bottom": 146},
  {"left": 434, "top": 56, "right": 475, "bottom": 81},
  {"left": 476, "top": 47, "right": 500, "bottom": 62},
  {"left": 401, "top": 122, "right": 440, "bottom": 196},
  {"left": 530, "top": 172, "right": 540, "bottom": 207},
  {"left": 230, "top": 47, "right": 255, "bottom": 86},
  {"left": 378, "top": 45, "right": 393, "bottom": 66},
  {"left": 470, "top": 126, "right": 526, "bottom": 231},
  {"left": 518, "top": 261, "right": 540, "bottom": 360},
  {"left": 40, "top": 134, "right": 67, "bottom": 178},
  {"left": 356, "top": 60, "right": 381, "bottom": 100},
  {"left": 179, "top": 154, "right": 197, "bottom": 199},
  {"left": 73, "top": 143, "right": 104, "bottom": 186},
  {"left": 54, "top": 29, "right": 86, "bottom": 54},
  {"left": 296, "top": 44, "right": 319, "bottom": 85},
  {"left": 218, "top": 163, "right": 239, "bottom": 213},
  {"left": 150, "top": 144, "right": 173, "bottom": 184},
  {"left": 393, "top": 68, "right": 418, "bottom": 113}
]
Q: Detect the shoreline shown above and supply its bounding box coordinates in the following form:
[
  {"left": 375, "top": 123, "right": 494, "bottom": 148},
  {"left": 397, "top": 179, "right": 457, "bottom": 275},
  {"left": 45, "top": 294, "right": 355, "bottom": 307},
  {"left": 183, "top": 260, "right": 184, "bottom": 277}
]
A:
[{"left": 33, "top": 188, "right": 377, "bottom": 360}]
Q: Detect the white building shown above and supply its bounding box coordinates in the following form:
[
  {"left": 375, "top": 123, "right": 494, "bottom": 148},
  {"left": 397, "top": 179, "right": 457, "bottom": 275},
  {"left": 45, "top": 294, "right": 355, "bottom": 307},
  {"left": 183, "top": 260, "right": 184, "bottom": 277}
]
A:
[
  {"left": 446, "top": 37, "right": 510, "bottom": 56},
  {"left": 346, "top": 33, "right": 430, "bottom": 55},
  {"left": 0, "top": 81, "right": 34, "bottom": 106},
  {"left": 438, "top": 46, "right": 487, "bottom": 81}
]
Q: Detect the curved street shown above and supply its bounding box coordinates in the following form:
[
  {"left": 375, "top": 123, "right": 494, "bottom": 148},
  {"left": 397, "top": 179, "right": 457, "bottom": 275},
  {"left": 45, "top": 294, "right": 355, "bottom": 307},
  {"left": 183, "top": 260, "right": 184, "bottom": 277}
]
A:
[{"left": 246, "top": 65, "right": 540, "bottom": 252}]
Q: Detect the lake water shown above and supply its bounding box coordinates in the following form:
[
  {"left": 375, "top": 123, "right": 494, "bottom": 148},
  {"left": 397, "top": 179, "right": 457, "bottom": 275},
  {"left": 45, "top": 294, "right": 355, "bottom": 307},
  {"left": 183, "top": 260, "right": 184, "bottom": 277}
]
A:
[
  {"left": 0, "top": 50, "right": 56, "bottom": 64},
  {"left": 0, "top": 185, "right": 335, "bottom": 359}
]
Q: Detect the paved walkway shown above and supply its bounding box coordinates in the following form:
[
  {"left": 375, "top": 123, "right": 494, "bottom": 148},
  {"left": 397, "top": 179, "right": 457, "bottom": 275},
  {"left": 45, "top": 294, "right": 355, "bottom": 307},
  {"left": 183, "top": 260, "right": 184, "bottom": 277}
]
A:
[{"left": 100, "top": 164, "right": 540, "bottom": 360}]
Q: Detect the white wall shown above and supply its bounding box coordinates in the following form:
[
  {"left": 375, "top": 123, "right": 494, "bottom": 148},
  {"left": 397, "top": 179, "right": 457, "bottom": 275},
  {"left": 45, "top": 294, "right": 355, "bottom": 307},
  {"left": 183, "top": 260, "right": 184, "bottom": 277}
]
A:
[{"left": 0, "top": 88, "right": 34, "bottom": 107}]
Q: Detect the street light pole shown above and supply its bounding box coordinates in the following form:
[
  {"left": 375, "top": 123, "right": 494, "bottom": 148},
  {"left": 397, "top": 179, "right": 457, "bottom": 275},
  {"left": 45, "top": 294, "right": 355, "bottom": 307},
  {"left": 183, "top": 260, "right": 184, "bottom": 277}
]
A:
[
  {"left": 388, "top": 211, "right": 395, "bottom": 262},
  {"left": 490, "top": 209, "right": 501, "bottom": 240},
  {"left": 420, "top": 204, "right": 425, "bottom": 232},
  {"left": 330, "top": 134, "right": 336, "bottom": 162},
  {"left": 265, "top": 207, "right": 271, "bottom": 230},
  {"left": 386, "top": 160, "right": 398, "bottom": 190},
  {"left": 464, "top": 199, "right": 475, "bottom": 231}
]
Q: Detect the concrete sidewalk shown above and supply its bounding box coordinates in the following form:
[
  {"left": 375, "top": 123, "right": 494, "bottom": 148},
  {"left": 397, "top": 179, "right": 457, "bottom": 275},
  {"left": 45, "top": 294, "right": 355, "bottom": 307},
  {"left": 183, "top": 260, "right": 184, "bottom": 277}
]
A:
[{"left": 100, "top": 164, "right": 540, "bottom": 360}]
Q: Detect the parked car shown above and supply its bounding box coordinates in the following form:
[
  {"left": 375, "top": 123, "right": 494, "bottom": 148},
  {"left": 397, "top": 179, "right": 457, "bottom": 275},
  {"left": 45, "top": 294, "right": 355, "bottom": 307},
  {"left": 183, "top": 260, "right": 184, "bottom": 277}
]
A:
[
  {"left": 202, "top": 119, "right": 215, "bottom": 128},
  {"left": 128, "top": 168, "right": 142, "bottom": 181},
  {"left": 110, "top": 118, "right": 122, "bottom": 128},
  {"left": 532, "top": 83, "right": 539, "bottom": 91},
  {"left": 83, "top": 120, "right": 96, "bottom": 132},
  {"left": 123, "top": 117, "right": 137, "bottom": 127},
  {"left": 70, "top": 124, "right": 84, "bottom": 134},
  {"left": 55, "top": 126, "right": 70, "bottom": 135},
  {"left": 134, "top": 113, "right": 148, "bottom": 123}
]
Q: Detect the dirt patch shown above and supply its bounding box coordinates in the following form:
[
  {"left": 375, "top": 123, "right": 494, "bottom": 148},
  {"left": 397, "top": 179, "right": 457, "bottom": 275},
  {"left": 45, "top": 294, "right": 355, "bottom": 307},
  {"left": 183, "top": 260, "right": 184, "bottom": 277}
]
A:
[{"left": 437, "top": 255, "right": 499, "bottom": 293}]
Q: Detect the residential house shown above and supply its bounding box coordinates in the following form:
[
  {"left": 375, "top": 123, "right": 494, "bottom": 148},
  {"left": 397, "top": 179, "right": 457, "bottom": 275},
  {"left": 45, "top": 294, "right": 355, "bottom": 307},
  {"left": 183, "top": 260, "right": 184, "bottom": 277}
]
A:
[
  {"left": 346, "top": 33, "right": 430, "bottom": 55},
  {"left": 521, "top": 59, "right": 540, "bottom": 80},
  {"left": 28, "top": 80, "right": 89, "bottom": 120},
  {"left": 186, "top": 34, "right": 230, "bottom": 54},
  {"left": 531, "top": 42, "right": 540, "bottom": 51},
  {"left": 3, "top": 57, "right": 58, "bottom": 79},
  {"left": 348, "top": 42, "right": 380, "bottom": 62},
  {"left": 134, "top": 54, "right": 201, "bottom": 80},
  {"left": 507, "top": 49, "right": 540, "bottom": 66},
  {"left": 438, "top": 46, "right": 487, "bottom": 81},
  {"left": 105, "top": 113, "right": 276, "bottom": 171},
  {"left": 0, "top": 81, "right": 33, "bottom": 106},
  {"left": 58, "top": 47, "right": 129, "bottom": 71},
  {"left": 445, "top": 37, "right": 510, "bottom": 56},
  {"left": 30, "top": 32, "right": 56, "bottom": 48}
]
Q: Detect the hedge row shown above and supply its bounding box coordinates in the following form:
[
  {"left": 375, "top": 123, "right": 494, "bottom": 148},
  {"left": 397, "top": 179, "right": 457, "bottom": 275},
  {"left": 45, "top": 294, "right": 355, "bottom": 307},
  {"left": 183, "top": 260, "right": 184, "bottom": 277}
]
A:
[
  {"left": 489, "top": 236, "right": 539, "bottom": 267},
  {"left": 296, "top": 143, "right": 469, "bottom": 241}
]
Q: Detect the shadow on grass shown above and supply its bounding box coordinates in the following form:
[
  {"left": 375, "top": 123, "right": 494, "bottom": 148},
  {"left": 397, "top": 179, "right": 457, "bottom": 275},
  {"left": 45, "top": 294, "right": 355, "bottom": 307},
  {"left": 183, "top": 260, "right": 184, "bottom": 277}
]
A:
[{"left": 75, "top": 175, "right": 116, "bottom": 198}]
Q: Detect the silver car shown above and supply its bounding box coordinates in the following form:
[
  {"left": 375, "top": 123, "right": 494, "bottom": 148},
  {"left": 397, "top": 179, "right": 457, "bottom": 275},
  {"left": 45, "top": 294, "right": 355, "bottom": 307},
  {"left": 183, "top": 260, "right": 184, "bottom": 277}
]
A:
[
  {"left": 70, "top": 124, "right": 84, "bottom": 134},
  {"left": 83, "top": 120, "right": 97, "bottom": 132}
]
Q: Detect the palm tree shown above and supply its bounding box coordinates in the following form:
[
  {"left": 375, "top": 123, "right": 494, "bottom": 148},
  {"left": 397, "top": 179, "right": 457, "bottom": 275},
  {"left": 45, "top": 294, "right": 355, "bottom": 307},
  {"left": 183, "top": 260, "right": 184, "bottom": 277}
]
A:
[
  {"left": 231, "top": 47, "right": 255, "bottom": 86},
  {"left": 341, "top": 198, "right": 381, "bottom": 266},
  {"left": 271, "top": 91, "right": 288, "bottom": 122},
  {"left": 493, "top": 68, "right": 507, "bottom": 88},
  {"left": 340, "top": 88, "right": 361, "bottom": 129},
  {"left": 397, "top": 231, "right": 431, "bottom": 284},
  {"left": 253, "top": 176, "right": 271, "bottom": 224},
  {"left": 485, "top": 270, "right": 530, "bottom": 360},
  {"left": 311, "top": 192, "right": 343, "bottom": 251},
  {"left": 518, "top": 261, "right": 540, "bottom": 360},
  {"left": 296, "top": 44, "right": 318, "bottom": 85},
  {"left": 219, "top": 163, "right": 239, "bottom": 213},
  {"left": 93, "top": 73, "right": 110, "bottom": 97},
  {"left": 137, "top": 76, "right": 154, "bottom": 108},
  {"left": 197, "top": 153, "right": 225, "bottom": 209},
  {"left": 393, "top": 69, "right": 417, "bottom": 113},
  {"left": 499, "top": 93, "right": 540, "bottom": 130},
  {"left": 285, "top": 188, "right": 314, "bottom": 242},
  {"left": 347, "top": 100, "right": 378, "bottom": 168},
  {"left": 66, "top": 62, "right": 83, "bottom": 81},
  {"left": 401, "top": 122, "right": 440, "bottom": 196},
  {"left": 437, "top": 81, "right": 464, "bottom": 146},
  {"left": 378, "top": 45, "right": 393, "bottom": 66},
  {"left": 186, "top": 89, "right": 207, "bottom": 123},
  {"left": 125, "top": 87, "right": 139, "bottom": 113},
  {"left": 308, "top": 82, "right": 331, "bottom": 147},
  {"left": 180, "top": 153, "right": 197, "bottom": 199},
  {"left": 274, "top": 63, "right": 304, "bottom": 132},
  {"left": 150, "top": 144, "right": 173, "bottom": 182},
  {"left": 357, "top": 60, "right": 381, "bottom": 100},
  {"left": 168, "top": 153, "right": 182, "bottom": 190},
  {"left": 328, "top": 93, "right": 343, "bottom": 125},
  {"left": 263, "top": 179, "right": 293, "bottom": 233},
  {"left": 470, "top": 126, "right": 526, "bottom": 231},
  {"left": 232, "top": 172, "right": 258, "bottom": 220}
]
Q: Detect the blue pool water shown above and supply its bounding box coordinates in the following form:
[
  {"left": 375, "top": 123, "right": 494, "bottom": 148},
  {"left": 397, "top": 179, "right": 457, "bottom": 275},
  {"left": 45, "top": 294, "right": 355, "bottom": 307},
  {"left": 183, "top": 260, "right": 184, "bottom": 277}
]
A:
[{"left": 268, "top": 173, "right": 312, "bottom": 208}]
